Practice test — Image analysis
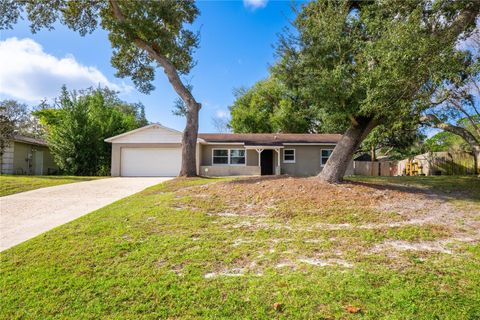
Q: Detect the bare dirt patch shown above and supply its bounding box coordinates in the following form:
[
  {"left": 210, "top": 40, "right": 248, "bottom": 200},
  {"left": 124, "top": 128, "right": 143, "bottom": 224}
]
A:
[{"left": 176, "top": 176, "right": 479, "bottom": 272}]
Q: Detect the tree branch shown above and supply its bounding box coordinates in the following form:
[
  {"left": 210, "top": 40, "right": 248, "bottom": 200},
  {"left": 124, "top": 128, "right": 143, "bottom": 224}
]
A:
[
  {"left": 108, "top": 0, "right": 200, "bottom": 112},
  {"left": 421, "top": 114, "right": 480, "bottom": 147},
  {"left": 449, "top": 99, "right": 480, "bottom": 136}
]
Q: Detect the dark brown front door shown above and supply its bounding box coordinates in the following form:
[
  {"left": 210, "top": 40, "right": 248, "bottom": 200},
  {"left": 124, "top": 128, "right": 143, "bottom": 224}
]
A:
[{"left": 261, "top": 150, "right": 273, "bottom": 175}]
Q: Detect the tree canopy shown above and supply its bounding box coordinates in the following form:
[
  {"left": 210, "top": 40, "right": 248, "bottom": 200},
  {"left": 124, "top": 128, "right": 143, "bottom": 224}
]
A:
[
  {"left": 229, "top": 76, "right": 348, "bottom": 134},
  {"left": 272, "top": 0, "right": 479, "bottom": 182},
  {"left": 0, "top": 99, "right": 44, "bottom": 159},
  {"left": 1, "top": 0, "right": 202, "bottom": 176}
]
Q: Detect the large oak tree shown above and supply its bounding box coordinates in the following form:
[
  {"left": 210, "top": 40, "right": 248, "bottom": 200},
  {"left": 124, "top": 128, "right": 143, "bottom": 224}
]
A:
[
  {"left": 1, "top": 0, "right": 201, "bottom": 176},
  {"left": 275, "top": 0, "right": 480, "bottom": 182}
]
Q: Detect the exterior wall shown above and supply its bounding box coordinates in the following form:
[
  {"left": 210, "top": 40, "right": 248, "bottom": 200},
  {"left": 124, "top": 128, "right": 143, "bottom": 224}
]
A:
[
  {"left": 280, "top": 145, "right": 353, "bottom": 177},
  {"left": 196, "top": 142, "right": 201, "bottom": 175},
  {"left": 200, "top": 165, "right": 260, "bottom": 176},
  {"left": 40, "top": 145, "right": 58, "bottom": 174},
  {"left": 111, "top": 143, "right": 182, "bottom": 177},
  {"left": 1, "top": 143, "right": 14, "bottom": 174},
  {"left": 12, "top": 142, "right": 30, "bottom": 174},
  {"left": 108, "top": 140, "right": 354, "bottom": 178},
  {"left": 280, "top": 145, "right": 331, "bottom": 176},
  {"left": 199, "top": 144, "right": 353, "bottom": 177},
  {"left": 3, "top": 142, "right": 57, "bottom": 175},
  {"left": 200, "top": 144, "right": 257, "bottom": 166},
  {"left": 110, "top": 125, "right": 182, "bottom": 143}
]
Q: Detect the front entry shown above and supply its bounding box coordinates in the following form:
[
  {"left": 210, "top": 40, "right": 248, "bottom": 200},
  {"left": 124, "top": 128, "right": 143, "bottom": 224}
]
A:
[
  {"left": 34, "top": 151, "right": 43, "bottom": 175},
  {"left": 260, "top": 150, "right": 273, "bottom": 175}
]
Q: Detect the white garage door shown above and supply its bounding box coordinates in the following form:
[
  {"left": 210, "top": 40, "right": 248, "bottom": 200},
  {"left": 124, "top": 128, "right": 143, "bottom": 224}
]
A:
[{"left": 120, "top": 147, "right": 181, "bottom": 177}]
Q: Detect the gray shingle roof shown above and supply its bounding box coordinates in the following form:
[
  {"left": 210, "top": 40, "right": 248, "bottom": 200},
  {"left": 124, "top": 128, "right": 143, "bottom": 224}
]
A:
[{"left": 198, "top": 133, "right": 342, "bottom": 146}]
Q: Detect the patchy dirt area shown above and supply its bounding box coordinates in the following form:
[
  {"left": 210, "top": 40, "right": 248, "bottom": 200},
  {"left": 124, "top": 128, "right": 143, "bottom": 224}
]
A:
[{"left": 174, "top": 176, "right": 479, "bottom": 277}]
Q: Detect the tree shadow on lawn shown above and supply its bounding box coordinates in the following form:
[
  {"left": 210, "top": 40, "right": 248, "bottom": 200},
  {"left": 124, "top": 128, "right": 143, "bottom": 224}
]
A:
[
  {"left": 226, "top": 175, "right": 479, "bottom": 205},
  {"left": 347, "top": 179, "right": 479, "bottom": 204},
  {"left": 225, "top": 175, "right": 300, "bottom": 185}
]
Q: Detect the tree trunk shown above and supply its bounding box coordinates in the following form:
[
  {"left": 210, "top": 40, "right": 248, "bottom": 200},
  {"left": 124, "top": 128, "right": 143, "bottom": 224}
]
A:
[
  {"left": 180, "top": 104, "right": 200, "bottom": 177},
  {"left": 473, "top": 146, "right": 480, "bottom": 175},
  {"left": 108, "top": 0, "right": 201, "bottom": 177},
  {"left": 319, "top": 116, "right": 377, "bottom": 183},
  {"left": 370, "top": 145, "right": 376, "bottom": 176}
]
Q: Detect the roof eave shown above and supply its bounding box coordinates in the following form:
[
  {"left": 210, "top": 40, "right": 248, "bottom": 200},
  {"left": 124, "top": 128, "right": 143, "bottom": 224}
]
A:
[{"left": 104, "top": 123, "right": 182, "bottom": 143}]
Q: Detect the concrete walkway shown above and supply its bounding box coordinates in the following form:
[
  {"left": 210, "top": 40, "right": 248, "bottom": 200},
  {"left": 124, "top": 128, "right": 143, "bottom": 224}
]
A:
[{"left": 0, "top": 177, "right": 171, "bottom": 251}]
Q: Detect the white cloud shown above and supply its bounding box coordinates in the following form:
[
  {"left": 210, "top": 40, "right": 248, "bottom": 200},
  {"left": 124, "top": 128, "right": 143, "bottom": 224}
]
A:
[
  {"left": 0, "top": 37, "right": 131, "bottom": 102},
  {"left": 243, "top": 0, "right": 268, "bottom": 10},
  {"left": 215, "top": 109, "right": 229, "bottom": 119}
]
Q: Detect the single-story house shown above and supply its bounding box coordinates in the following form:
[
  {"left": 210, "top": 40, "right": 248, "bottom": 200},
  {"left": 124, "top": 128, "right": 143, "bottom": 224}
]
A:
[
  {"left": 105, "top": 123, "right": 352, "bottom": 177},
  {"left": 0, "top": 135, "right": 58, "bottom": 175}
]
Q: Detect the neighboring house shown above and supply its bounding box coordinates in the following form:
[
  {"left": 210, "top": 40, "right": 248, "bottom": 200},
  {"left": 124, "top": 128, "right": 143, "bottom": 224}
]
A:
[
  {"left": 0, "top": 135, "right": 58, "bottom": 175},
  {"left": 105, "top": 123, "right": 353, "bottom": 177}
]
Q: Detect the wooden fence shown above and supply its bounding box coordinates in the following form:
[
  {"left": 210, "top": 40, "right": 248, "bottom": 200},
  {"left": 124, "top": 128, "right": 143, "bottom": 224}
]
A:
[
  {"left": 353, "top": 161, "right": 398, "bottom": 176},
  {"left": 354, "top": 151, "right": 476, "bottom": 176}
]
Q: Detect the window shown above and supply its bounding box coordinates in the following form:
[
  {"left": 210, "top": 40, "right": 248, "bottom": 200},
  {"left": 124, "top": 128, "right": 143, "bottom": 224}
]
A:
[
  {"left": 212, "top": 149, "right": 246, "bottom": 165},
  {"left": 283, "top": 149, "right": 295, "bottom": 163},
  {"left": 321, "top": 149, "right": 333, "bottom": 166},
  {"left": 230, "top": 149, "right": 245, "bottom": 165},
  {"left": 213, "top": 149, "right": 228, "bottom": 164}
]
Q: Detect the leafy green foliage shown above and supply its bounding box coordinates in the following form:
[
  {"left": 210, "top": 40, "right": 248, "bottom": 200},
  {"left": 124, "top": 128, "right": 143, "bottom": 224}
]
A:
[
  {"left": 425, "top": 129, "right": 471, "bottom": 153},
  {"left": 229, "top": 0, "right": 479, "bottom": 160},
  {"left": 360, "top": 121, "right": 425, "bottom": 160},
  {"left": 0, "top": 99, "right": 44, "bottom": 156},
  {"left": 34, "top": 86, "right": 147, "bottom": 176},
  {"left": 0, "top": 100, "right": 21, "bottom": 155},
  {"left": 229, "top": 77, "right": 348, "bottom": 133},
  {"left": 274, "top": 0, "right": 478, "bottom": 133}
]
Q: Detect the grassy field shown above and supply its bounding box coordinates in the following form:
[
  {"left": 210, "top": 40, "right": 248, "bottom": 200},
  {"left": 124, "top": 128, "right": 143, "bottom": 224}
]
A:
[
  {"left": 1, "top": 176, "right": 479, "bottom": 319},
  {"left": 0, "top": 175, "right": 105, "bottom": 197}
]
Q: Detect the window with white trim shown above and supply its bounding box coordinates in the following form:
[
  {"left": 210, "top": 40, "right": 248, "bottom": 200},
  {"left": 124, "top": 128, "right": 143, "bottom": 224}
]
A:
[
  {"left": 230, "top": 149, "right": 245, "bottom": 165},
  {"left": 213, "top": 149, "right": 228, "bottom": 164},
  {"left": 212, "top": 149, "right": 246, "bottom": 165},
  {"left": 321, "top": 149, "right": 333, "bottom": 166},
  {"left": 283, "top": 149, "right": 295, "bottom": 163}
]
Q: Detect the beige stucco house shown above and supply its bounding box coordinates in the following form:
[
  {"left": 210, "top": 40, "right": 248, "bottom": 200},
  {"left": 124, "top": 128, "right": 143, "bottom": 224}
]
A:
[
  {"left": 105, "top": 123, "right": 353, "bottom": 177},
  {"left": 0, "top": 135, "right": 58, "bottom": 175}
]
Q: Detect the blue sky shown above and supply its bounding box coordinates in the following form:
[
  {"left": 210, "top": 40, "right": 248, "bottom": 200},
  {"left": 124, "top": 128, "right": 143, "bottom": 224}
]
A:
[{"left": 0, "top": 0, "right": 299, "bottom": 132}]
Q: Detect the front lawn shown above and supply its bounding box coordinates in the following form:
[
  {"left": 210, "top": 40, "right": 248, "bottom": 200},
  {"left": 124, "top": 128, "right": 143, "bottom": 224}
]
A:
[
  {"left": 1, "top": 176, "right": 479, "bottom": 319},
  {"left": 0, "top": 175, "right": 105, "bottom": 197}
]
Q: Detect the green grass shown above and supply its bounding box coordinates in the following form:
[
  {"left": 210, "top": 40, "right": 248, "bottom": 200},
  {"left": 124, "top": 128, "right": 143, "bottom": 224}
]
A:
[
  {"left": 346, "top": 175, "right": 480, "bottom": 194},
  {"left": 0, "top": 175, "right": 106, "bottom": 196},
  {"left": 347, "top": 175, "right": 480, "bottom": 210},
  {"left": 1, "top": 177, "right": 479, "bottom": 319}
]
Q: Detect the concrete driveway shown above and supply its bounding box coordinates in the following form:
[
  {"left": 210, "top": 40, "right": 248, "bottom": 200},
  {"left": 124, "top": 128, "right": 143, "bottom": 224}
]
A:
[{"left": 0, "top": 177, "right": 171, "bottom": 251}]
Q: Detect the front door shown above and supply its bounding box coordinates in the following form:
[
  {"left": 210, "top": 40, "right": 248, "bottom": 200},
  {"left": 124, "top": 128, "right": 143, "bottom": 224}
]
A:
[
  {"left": 34, "top": 151, "right": 43, "bottom": 175},
  {"left": 260, "top": 150, "right": 273, "bottom": 175}
]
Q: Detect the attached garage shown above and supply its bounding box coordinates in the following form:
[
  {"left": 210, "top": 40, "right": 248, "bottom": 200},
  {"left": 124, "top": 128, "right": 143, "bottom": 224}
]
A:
[
  {"left": 120, "top": 147, "right": 181, "bottom": 177},
  {"left": 105, "top": 123, "right": 198, "bottom": 177}
]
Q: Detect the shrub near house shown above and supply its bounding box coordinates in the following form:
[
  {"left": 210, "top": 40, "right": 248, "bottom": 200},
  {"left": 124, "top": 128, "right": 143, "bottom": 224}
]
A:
[{"left": 35, "top": 87, "right": 148, "bottom": 176}]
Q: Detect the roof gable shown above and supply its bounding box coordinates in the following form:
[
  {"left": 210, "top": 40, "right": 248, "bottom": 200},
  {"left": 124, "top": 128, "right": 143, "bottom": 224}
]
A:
[{"left": 105, "top": 124, "right": 183, "bottom": 143}]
